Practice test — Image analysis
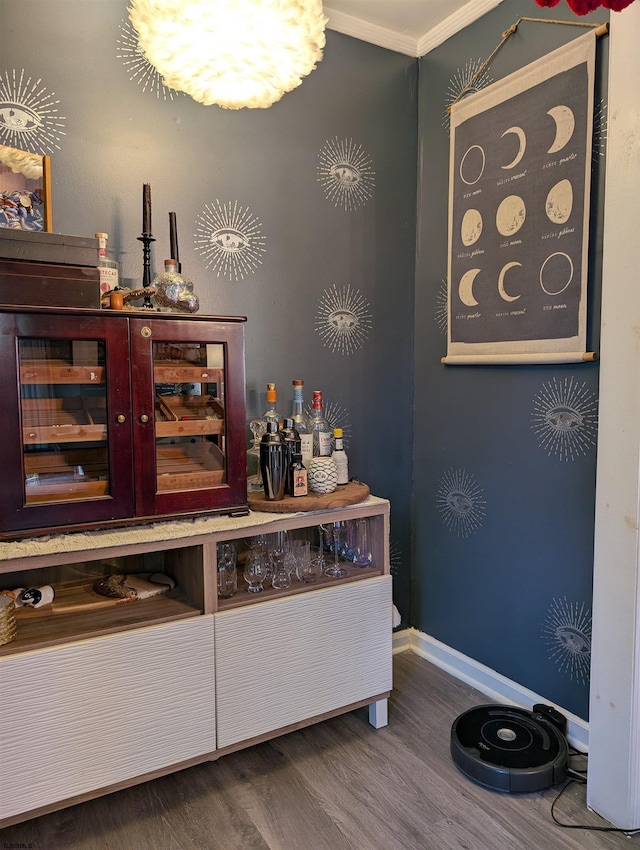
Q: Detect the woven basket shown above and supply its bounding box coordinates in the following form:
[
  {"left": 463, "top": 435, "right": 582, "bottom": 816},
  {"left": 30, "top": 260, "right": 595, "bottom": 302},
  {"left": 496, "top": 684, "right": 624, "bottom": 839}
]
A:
[{"left": 0, "top": 594, "right": 17, "bottom": 646}]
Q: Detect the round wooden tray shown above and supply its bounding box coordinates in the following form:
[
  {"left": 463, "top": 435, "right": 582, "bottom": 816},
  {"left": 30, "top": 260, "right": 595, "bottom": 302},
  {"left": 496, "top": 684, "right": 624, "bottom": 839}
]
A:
[{"left": 248, "top": 480, "right": 370, "bottom": 513}]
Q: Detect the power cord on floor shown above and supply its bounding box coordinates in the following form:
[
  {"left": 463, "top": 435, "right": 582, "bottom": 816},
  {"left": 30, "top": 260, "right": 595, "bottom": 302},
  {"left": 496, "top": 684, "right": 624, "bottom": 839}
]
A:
[{"left": 550, "top": 749, "right": 640, "bottom": 837}]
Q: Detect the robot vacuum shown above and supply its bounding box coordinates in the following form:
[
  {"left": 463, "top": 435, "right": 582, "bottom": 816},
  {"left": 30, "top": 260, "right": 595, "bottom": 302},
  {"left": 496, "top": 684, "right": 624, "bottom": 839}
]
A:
[{"left": 450, "top": 703, "right": 568, "bottom": 793}]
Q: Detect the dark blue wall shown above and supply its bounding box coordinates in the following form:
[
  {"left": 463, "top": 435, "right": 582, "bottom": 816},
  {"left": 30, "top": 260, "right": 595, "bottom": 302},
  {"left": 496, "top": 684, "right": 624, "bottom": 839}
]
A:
[
  {"left": 414, "top": 0, "right": 609, "bottom": 719},
  {"left": 0, "top": 1, "right": 417, "bottom": 623}
]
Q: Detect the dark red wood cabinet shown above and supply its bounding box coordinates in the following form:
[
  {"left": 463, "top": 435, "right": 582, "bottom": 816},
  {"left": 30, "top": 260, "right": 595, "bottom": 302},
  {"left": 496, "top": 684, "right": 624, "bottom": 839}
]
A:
[{"left": 0, "top": 306, "right": 248, "bottom": 538}]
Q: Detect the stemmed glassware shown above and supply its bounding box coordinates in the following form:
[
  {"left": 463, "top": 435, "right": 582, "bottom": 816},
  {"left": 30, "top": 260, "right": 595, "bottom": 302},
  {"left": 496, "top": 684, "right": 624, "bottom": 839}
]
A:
[{"left": 321, "top": 521, "right": 350, "bottom": 578}]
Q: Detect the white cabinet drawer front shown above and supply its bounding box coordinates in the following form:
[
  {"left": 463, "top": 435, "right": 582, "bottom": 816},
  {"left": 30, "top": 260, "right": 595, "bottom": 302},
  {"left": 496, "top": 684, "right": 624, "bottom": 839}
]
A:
[
  {"left": 0, "top": 616, "right": 215, "bottom": 821},
  {"left": 215, "top": 575, "right": 392, "bottom": 748}
]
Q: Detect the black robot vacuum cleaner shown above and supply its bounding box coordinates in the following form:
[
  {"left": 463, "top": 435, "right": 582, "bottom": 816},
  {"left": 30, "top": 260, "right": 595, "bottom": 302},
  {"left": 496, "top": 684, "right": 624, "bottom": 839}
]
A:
[{"left": 450, "top": 703, "right": 568, "bottom": 793}]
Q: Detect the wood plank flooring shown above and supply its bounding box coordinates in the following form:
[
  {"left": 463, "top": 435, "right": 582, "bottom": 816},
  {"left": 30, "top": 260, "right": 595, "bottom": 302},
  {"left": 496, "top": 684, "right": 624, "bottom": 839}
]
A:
[{"left": 3, "top": 651, "right": 639, "bottom": 850}]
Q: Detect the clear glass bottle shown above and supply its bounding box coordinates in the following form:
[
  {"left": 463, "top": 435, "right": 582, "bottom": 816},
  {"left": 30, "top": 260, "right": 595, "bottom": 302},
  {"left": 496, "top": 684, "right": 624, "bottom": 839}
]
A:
[
  {"left": 332, "top": 427, "right": 349, "bottom": 485},
  {"left": 263, "top": 382, "right": 282, "bottom": 428},
  {"left": 95, "top": 232, "right": 119, "bottom": 295},
  {"left": 310, "top": 390, "right": 332, "bottom": 457},
  {"left": 291, "top": 379, "right": 313, "bottom": 467},
  {"left": 246, "top": 419, "right": 266, "bottom": 493}
]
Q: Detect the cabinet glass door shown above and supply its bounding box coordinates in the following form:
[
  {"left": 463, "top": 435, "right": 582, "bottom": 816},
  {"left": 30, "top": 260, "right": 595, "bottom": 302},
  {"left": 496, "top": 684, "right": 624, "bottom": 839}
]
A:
[
  {"left": 153, "top": 340, "right": 226, "bottom": 494},
  {"left": 19, "top": 338, "right": 110, "bottom": 505},
  {"left": 130, "top": 317, "right": 247, "bottom": 518},
  {"left": 0, "top": 312, "right": 134, "bottom": 536}
]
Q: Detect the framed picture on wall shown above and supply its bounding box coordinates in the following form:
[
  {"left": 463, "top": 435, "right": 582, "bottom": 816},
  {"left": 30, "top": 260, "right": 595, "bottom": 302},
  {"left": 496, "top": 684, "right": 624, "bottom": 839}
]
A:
[{"left": 0, "top": 145, "right": 52, "bottom": 232}]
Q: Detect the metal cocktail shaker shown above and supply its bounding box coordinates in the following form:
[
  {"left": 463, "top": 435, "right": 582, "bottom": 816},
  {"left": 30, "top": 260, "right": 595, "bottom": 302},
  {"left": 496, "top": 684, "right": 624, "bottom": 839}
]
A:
[{"left": 260, "top": 422, "right": 286, "bottom": 501}]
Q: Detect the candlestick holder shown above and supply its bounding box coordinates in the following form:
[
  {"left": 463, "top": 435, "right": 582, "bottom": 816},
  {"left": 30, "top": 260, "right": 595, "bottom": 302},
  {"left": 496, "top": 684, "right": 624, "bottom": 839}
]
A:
[{"left": 137, "top": 232, "right": 156, "bottom": 309}]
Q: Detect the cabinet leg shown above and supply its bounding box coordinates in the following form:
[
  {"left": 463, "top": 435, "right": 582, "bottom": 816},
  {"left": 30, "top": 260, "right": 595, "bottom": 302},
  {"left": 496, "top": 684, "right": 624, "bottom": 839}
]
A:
[{"left": 368, "top": 698, "right": 388, "bottom": 729}]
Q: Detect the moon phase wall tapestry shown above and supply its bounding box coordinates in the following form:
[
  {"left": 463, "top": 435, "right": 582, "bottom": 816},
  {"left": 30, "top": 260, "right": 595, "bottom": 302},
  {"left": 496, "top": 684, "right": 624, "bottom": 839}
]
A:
[{"left": 444, "top": 31, "right": 596, "bottom": 365}]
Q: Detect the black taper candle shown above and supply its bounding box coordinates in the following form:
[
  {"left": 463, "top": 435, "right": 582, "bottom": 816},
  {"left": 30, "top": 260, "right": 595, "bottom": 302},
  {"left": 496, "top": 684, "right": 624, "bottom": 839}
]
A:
[
  {"left": 142, "top": 183, "right": 152, "bottom": 235},
  {"left": 169, "top": 211, "right": 181, "bottom": 272}
]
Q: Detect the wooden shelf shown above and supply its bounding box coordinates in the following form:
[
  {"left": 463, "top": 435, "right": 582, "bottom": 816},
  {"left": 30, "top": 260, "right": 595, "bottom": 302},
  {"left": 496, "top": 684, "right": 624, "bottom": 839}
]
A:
[
  {"left": 21, "top": 397, "right": 107, "bottom": 445},
  {"left": 155, "top": 396, "right": 224, "bottom": 438},
  {"left": 25, "top": 480, "right": 109, "bottom": 503},
  {"left": 154, "top": 364, "right": 222, "bottom": 384},
  {"left": 156, "top": 442, "right": 225, "bottom": 490},
  {"left": 218, "top": 564, "right": 381, "bottom": 611},
  {"left": 20, "top": 360, "right": 105, "bottom": 385},
  {"left": 0, "top": 587, "right": 201, "bottom": 656}
]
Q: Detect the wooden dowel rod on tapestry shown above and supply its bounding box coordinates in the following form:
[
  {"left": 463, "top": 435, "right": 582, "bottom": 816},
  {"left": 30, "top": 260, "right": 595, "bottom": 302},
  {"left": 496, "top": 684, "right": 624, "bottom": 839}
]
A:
[
  {"left": 440, "top": 352, "right": 598, "bottom": 366},
  {"left": 516, "top": 17, "right": 609, "bottom": 34},
  {"left": 447, "top": 18, "right": 609, "bottom": 113}
]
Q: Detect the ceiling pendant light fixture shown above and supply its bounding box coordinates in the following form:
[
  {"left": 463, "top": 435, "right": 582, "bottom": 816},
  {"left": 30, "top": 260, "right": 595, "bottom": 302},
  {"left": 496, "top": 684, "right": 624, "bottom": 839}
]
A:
[{"left": 128, "top": 0, "right": 327, "bottom": 110}]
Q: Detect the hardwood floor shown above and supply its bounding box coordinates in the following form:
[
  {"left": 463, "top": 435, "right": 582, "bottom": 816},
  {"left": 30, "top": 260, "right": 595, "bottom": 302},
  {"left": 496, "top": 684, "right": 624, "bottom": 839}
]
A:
[{"left": 3, "top": 651, "right": 639, "bottom": 850}]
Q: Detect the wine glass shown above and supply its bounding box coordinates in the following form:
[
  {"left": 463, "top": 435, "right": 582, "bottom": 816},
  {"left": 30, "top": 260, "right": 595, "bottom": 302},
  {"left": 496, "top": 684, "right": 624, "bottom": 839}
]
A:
[
  {"left": 243, "top": 547, "right": 270, "bottom": 593},
  {"left": 323, "top": 521, "right": 349, "bottom": 578}
]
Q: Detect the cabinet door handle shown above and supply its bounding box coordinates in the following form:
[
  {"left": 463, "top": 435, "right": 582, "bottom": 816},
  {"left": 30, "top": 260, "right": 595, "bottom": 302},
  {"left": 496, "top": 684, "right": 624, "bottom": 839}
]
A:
[
  {"left": 116, "top": 414, "right": 126, "bottom": 424},
  {"left": 140, "top": 414, "right": 150, "bottom": 424}
]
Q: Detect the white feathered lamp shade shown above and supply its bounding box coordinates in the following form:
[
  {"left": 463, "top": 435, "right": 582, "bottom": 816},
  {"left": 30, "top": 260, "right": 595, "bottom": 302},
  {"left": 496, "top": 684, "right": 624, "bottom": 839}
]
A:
[{"left": 128, "top": 0, "right": 327, "bottom": 109}]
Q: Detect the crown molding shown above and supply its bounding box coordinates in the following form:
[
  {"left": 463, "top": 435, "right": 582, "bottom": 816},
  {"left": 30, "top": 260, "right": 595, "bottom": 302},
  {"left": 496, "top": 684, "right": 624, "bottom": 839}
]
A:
[
  {"left": 325, "top": 0, "right": 505, "bottom": 59},
  {"left": 324, "top": 7, "right": 420, "bottom": 57},
  {"left": 417, "top": 0, "right": 504, "bottom": 56}
]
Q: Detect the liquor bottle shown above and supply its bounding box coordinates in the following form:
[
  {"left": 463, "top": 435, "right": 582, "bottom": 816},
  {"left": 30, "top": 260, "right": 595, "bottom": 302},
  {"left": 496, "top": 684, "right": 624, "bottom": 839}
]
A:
[
  {"left": 289, "top": 453, "right": 308, "bottom": 497},
  {"left": 279, "top": 417, "right": 300, "bottom": 495},
  {"left": 332, "top": 427, "right": 349, "bottom": 485},
  {"left": 246, "top": 419, "right": 266, "bottom": 493},
  {"left": 290, "top": 379, "right": 313, "bottom": 467},
  {"left": 310, "top": 390, "right": 332, "bottom": 457},
  {"left": 95, "top": 232, "right": 119, "bottom": 295},
  {"left": 259, "top": 422, "right": 286, "bottom": 501},
  {"left": 263, "top": 382, "right": 282, "bottom": 428}
]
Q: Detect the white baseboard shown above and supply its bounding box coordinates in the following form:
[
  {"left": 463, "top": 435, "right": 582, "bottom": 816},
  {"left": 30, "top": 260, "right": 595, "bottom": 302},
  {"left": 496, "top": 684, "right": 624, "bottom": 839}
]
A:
[{"left": 393, "top": 628, "right": 589, "bottom": 752}]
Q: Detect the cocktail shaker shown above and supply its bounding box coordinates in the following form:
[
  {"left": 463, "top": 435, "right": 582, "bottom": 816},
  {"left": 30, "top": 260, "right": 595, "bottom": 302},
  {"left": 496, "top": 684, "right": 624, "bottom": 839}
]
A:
[{"left": 260, "top": 422, "right": 286, "bottom": 501}]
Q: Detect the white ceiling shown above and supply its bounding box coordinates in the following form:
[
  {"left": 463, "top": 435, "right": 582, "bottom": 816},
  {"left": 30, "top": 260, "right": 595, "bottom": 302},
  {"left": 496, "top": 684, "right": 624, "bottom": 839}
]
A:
[{"left": 324, "top": 0, "right": 504, "bottom": 57}]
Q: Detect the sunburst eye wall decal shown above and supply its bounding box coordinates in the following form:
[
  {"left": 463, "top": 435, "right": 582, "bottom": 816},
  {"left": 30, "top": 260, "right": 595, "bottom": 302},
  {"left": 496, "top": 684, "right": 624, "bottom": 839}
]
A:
[
  {"left": 317, "top": 137, "right": 375, "bottom": 211},
  {"left": 542, "top": 596, "right": 592, "bottom": 686},
  {"left": 531, "top": 376, "right": 598, "bottom": 462},
  {"left": 194, "top": 200, "right": 266, "bottom": 281},
  {"left": 443, "top": 59, "right": 494, "bottom": 134},
  {"left": 389, "top": 540, "right": 402, "bottom": 578},
  {"left": 315, "top": 284, "right": 372, "bottom": 355},
  {"left": 437, "top": 467, "right": 487, "bottom": 538},
  {"left": 435, "top": 278, "right": 448, "bottom": 336},
  {"left": 0, "top": 69, "right": 66, "bottom": 153},
  {"left": 592, "top": 98, "right": 608, "bottom": 162},
  {"left": 116, "top": 19, "right": 182, "bottom": 100}
]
